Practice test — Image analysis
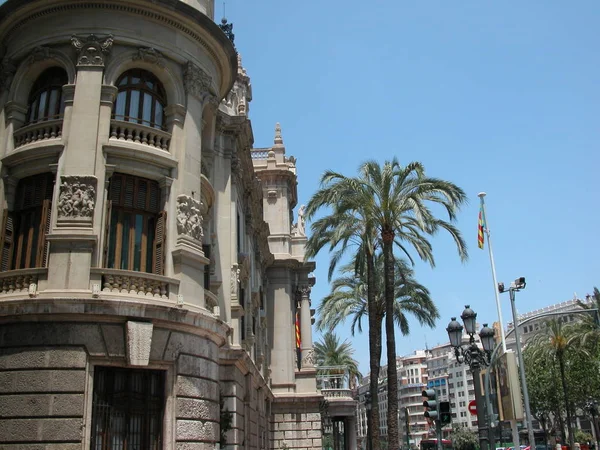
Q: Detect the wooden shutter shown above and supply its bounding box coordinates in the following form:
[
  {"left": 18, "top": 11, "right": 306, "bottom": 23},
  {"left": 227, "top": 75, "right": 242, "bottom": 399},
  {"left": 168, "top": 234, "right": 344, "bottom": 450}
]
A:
[
  {"left": 36, "top": 199, "right": 52, "bottom": 267},
  {"left": 152, "top": 211, "right": 166, "bottom": 275},
  {"left": 0, "top": 209, "right": 14, "bottom": 271},
  {"left": 103, "top": 200, "right": 112, "bottom": 267}
]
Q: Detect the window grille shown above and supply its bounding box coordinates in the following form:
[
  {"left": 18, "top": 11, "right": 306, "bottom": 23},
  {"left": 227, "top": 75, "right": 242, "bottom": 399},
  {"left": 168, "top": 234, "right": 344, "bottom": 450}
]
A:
[{"left": 90, "top": 366, "right": 165, "bottom": 450}]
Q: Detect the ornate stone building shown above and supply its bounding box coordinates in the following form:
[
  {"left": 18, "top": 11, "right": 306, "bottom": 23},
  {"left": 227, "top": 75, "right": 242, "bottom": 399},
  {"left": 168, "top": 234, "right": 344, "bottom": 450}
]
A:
[{"left": 0, "top": 0, "right": 322, "bottom": 448}]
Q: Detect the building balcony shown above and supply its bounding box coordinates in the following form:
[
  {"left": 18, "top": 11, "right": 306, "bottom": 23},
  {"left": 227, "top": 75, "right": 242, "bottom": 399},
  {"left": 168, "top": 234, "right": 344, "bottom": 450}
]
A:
[
  {"left": 13, "top": 119, "right": 63, "bottom": 149},
  {"left": 91, "top": 268, "right": 178, "bottom": 300},
  {"left": 109, "top": 120, "right": 171, "bottom": 151},
  {"left": 322, "top": 388, "right": 354, "bottom": 399},
  {"left": 0, "top": 268, "right": 46, "bottom": 296}
]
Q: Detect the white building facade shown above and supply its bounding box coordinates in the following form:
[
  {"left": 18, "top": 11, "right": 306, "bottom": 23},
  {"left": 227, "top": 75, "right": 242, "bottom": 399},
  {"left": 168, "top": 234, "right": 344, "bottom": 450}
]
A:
[{"left": 0, "top": 0, "right": 324, "bottom": 448}]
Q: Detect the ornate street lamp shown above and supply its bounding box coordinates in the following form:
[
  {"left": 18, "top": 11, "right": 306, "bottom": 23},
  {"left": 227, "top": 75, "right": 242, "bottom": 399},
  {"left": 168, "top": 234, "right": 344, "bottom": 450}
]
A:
[{"left": 447, "top": 306, "right": 495, "bottom": 450}]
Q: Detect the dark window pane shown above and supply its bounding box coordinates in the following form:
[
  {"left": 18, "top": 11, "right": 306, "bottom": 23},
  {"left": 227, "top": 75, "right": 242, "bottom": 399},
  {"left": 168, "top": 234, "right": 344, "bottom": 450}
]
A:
[
  {"left": 37, "top": 91, "right": 47, "bottom": 120},
  {"left": 107, "top": 211, "right": 119, "bottom": 269},
  {"left": 114, "top": 91, "right": 127, "bottom": 121},
  {"left": 48, "top": 89, "right": 59, "bottom": 119},
  {"left": 154, "top": 101, "right": 164, "bottom": 129},
  {"left": 142, "top": 93, "right": 153, "bottom": 126},
  {"left": 128, "top": 90, "right": 140, "bottom": 122},
  {"left": 120, "top": 213, "right": 130, "bottom": 270},
  {"left": 133, "top": 214, "right": 143, "bottom": 271}
]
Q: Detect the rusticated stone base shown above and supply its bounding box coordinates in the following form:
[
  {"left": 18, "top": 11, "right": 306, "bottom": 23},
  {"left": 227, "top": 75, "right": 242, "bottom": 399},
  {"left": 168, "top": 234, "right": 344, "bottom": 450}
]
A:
[
  {"left": 0, "top": 319, "right": 225, "bottom": 448},
  {"left": 270, "top": 396, "right": 323, "bottom": 449}
]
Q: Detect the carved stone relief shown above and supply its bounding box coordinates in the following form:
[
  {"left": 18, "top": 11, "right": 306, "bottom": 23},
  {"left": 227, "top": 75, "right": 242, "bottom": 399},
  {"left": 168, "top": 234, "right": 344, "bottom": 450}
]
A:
[
  {"left": 25, "top": 46, "right": 56, "bottom": 66},
  {"left": 230, "top": 264, "right": 240, "bottom": 295},
  {"left": 302, "top": 348, "right": 315, "bottom": 367},
  {"left": 132, "top": 47, "right": 166, "bottom": 68},
  {"left": 183, "top": 61, "right": 213, "bottom": 100},
  {"left": 0, "top": 58, "right": 16, "bottom": 91},
  {"left": 71, "top": 34, "right": 113, "bottom": 67},
  {"left": 176, "top": 195, "right": 203, "bottom": 241},
  {"left": 57, "top": 176, "right": 97, "bottom": 219}
]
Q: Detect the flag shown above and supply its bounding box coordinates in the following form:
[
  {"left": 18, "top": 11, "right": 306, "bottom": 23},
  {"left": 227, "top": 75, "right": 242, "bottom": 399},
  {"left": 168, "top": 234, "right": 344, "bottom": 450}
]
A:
[
  {"left": 478, "top": 204, "right": 486, "bottom": 249},
  {"left": 295, "top": 310, "right": 301, "bottom": 349}
]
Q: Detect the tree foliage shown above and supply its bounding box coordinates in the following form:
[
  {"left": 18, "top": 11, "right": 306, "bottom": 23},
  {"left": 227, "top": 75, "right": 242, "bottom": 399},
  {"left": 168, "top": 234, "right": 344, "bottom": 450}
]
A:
[
  {"left": 305, "top": 159, "right": 467, "bottom": 450},
  {"left": 451, "top": 426, "right": 478, "bottom": 450},
  {"left": 314, "top": 331, "right": 362, "bottom": 388}
]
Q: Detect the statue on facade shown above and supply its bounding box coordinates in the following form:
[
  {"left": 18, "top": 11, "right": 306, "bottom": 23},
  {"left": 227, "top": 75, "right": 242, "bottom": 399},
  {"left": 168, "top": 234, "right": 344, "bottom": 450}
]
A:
[{"left": 297, "top": 204, "right": 306, "bottom": 236}]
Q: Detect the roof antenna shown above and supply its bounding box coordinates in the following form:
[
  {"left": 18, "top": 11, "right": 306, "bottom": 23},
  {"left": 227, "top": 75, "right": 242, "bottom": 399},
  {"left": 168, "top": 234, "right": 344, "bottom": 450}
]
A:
[{"left": 223, "top": 0, "right": 226, "bottom": 18}]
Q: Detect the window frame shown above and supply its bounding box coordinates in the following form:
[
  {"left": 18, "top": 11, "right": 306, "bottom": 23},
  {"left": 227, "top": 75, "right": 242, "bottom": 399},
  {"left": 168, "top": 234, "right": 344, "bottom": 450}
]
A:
[
  {"left": 25, "top": 67, "right": 68, "bottom": 125},
  {"left": 0, "top": 172, "right": 54, "bottom": 272},
  {"left": 89, "top": 365, "right": 166, "bottom": 450},
  {"left": 104, "top": 173, "right": 166, "bottom": 275},
  {"left": 113, "top": 69, "right": 167, "bottom": 130}
]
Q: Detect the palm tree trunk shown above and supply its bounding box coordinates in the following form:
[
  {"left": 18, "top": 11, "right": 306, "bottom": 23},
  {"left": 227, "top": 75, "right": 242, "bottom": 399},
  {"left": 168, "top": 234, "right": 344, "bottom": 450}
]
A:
[
  {"left": 558, "top": 352, "right": 575, "bottom": 449},
  {"left": 383, "top": 233, "right": 399, "bottom": 450},
  {"left": 367, "top": 249, "right": 382, "bottom": 450}
]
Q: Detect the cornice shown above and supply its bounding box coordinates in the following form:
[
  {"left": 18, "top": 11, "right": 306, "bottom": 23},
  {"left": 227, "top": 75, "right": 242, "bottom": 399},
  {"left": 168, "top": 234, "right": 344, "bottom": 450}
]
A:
[{"left": 0, "top": 0, "right": 237, "bottom": 97}]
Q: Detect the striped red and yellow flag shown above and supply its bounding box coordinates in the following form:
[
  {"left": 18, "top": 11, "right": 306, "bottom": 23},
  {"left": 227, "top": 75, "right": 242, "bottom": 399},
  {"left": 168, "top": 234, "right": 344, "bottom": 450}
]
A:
[
  {"left": 478, "top": 205, "right": 486, "bottom": 249},
  {"left": 295, "top": 310, "right": 301, "bottom": 349}
]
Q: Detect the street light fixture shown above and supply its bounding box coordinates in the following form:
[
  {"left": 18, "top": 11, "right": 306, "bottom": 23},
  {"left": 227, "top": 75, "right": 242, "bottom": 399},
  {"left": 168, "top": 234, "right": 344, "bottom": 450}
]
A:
[
  {"left": 447, "top": 306, "right": 495, "bottom": 450},
  {"left": 498, "top": 277, "right": 536, "bottom": 449},
  {"left": 365, "top": 394, "right": 372, "bottom": 450}
]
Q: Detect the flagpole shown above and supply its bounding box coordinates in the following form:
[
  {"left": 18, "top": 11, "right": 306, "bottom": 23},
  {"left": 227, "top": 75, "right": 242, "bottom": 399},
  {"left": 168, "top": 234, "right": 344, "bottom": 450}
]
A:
[{"left": 479, "top": 192, "right": 507, "bottom": 353}]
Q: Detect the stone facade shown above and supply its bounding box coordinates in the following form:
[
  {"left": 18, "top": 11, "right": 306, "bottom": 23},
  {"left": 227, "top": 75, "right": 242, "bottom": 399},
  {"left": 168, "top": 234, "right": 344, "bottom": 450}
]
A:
[{"left": 0, "top": 0, "right": 322, "bottom": 448}]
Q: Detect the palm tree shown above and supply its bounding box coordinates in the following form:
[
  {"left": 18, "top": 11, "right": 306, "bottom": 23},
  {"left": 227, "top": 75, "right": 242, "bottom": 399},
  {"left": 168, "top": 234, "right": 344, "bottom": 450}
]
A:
[
  {"left": 574, "top": 287, "right": 600, "bottom": 350},
  {"left": 527, "top": 319, "right": 583, "bottom": 450},
  {"left": 314, "top": 331, "right": 362, "bottom": 389},
  {"left": 306, "top": 159, "right": 467, "bottom": 450},
  {"left": 356, "top": 159, "right": 468, "bottom": 450},
  {"left": 317, "top": 255, "right": 438, "bottom": 342},
  {"left": 306, "top": 176, "right": 382, "bottom": 449}
]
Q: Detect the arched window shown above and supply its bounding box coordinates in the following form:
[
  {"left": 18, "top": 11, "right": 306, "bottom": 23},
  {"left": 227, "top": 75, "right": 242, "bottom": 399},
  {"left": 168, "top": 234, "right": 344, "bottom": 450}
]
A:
[
  {"left": 26, "top": 67, "right": 68, "bottom": 124},
  {"left": 105, "top": 173, "right": 166, "bottom": 274},
  {"left": 0, "top": 173, "right": 54, "bottom": 271},
  {"left": 113, "top": 69, "right": 166, "bottom": 130}
]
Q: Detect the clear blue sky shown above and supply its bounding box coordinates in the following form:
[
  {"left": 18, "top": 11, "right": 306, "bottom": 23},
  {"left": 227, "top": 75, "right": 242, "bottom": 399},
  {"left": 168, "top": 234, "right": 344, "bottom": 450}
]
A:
[
  {"left": 220, "top": 0, "right": 600, "bottom": 375},
  {"left": 3, "top": 0, "right": 596, "bottom": 375}
]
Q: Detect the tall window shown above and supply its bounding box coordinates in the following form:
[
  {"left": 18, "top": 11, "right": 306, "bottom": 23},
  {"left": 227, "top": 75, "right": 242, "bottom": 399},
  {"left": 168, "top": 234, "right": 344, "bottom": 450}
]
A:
[
  {"left": 105, "top": 174, "right": 166, "bottom": 274},
  {"left": 113, "top": 69, "right": 166, "bottom": 130},
  {"left": 0, "top": 173, "right": 54, "bottom": 271},
  {"left": 26, "top": 67, "right": 68, "bottom": 124},
  {"left": 90, "top": 366, "right": 165, "bottom": 450}
]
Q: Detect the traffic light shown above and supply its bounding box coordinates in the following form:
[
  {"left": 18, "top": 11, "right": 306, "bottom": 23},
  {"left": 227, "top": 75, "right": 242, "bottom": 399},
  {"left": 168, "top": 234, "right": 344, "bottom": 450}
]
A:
[
  {"left": 439, "top": 401, "right": 451, "bottom": 425},
  {"left": 422, "top": 389, "right": 438, "bottom": 420}
]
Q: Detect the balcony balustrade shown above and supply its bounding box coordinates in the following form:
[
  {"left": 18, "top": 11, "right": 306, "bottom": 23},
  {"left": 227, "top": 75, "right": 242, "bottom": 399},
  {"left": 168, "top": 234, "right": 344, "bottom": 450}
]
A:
[
  {"left": 13, "top": 120, "right": 62, "bottom": 148},
  {"left": 91, "top": 268, "right": 177, "bottom": 299},
  {"left": 109, "top": 120, "right": 171, "bottom": 151}
]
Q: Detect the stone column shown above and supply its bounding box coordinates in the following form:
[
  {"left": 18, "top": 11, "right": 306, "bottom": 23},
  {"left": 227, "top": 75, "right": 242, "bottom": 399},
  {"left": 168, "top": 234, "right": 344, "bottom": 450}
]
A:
[
  {"left": 347, "top": 416, "right": 358, "bottom": 450},
  {"left": 171, "top": 61, "right": 216, "bottom": 309},
  {"left": 46, "top": 34, "right": 113, "bottom": 290},
  {"left": 300, "top": 284, "right": 314, "bottom": 368}
]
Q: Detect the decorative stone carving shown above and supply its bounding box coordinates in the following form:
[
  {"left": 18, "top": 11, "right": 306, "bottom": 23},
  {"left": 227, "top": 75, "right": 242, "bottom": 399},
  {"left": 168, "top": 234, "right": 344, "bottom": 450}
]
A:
[
  {"left": 183, "top": 61, "right": 213, "bottom": 100},
  {"left": 302, "top": 348, "right": 316, "bottom": 367},
  {"left": 299, "top": 284, "right": 312, "bottom": 298},
  {"left": 126, "top": 321, "right": 153, "bottom": 366},
  {"left": 132, "top": 47, "right": 166, "bottom": 68},
  {"left": 176, "top": 195, "right": 203, "bottom": 241},
  {"left": 238, "top": 253, "right": 250, "bottom": 282},
  {"left": 71, "top": 34, "right": 113, "bottom": 67},
  {"left": 230, "top": 264, "right": 240, "bottom": 295},
  {"left": 57, "top": 176, "right": 97, "bottom": 220},
  {"left": 0, "top": 57, "right": 16, "bottom": 91},
  {"left": 25, "top": 46, "right": 56, "bottom": 65}
]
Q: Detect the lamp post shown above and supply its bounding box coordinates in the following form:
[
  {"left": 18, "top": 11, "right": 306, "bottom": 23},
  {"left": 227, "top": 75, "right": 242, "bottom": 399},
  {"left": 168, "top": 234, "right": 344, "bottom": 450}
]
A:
[
  {"left": 366, "top": 394, "right": 373, "bottom": 450},
  {"left": 447, "top": 306, "right": 496, "bottom": 450},
  {"left": 498, "top": 277, "right": 536, "bottom": 449}
]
